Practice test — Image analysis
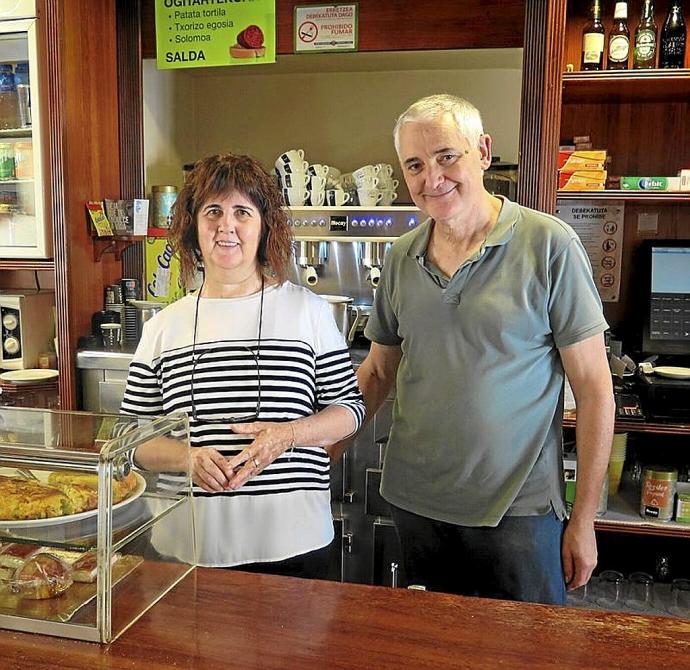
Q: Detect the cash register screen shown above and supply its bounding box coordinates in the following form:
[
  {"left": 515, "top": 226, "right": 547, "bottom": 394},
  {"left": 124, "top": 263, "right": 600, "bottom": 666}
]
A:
[{"left": 644, "top": 244, "right": 690, "bottom": 355}]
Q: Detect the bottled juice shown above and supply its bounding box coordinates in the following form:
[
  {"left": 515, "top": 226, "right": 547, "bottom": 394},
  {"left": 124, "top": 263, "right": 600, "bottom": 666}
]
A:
[{"left": 0, "top": 64, "right": 19, "bottom": 130}]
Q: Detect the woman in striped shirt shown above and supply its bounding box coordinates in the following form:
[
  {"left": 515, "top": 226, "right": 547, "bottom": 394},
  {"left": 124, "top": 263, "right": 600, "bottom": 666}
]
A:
[{"left": 121, "top": 154, "right": 364, "bottom": 577}]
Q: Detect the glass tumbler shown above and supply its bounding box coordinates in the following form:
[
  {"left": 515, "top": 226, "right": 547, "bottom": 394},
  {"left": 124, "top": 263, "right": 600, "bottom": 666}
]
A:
[
  {"left": 596, "top": 570, "right": 625, "bottom": 609},
  {"left": 567, "top": 581, "right": 593, "bottom": 608},
  {"left": 625, "top": 572, "right": 654, "bottom": 612},
  {"left": 668, "top": 578, "right": 690, "bottom": 618}
]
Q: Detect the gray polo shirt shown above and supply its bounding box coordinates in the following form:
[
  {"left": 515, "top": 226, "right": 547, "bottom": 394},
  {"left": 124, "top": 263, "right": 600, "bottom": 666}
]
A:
[{"left": 365, "top": 197, "right": 608, "bottom": 526}]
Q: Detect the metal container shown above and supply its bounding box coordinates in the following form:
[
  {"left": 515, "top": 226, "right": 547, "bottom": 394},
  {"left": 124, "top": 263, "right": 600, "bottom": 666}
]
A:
[
  {"left": 640, "top": 466, "right": 678, "bottom": 521},
  {"left": 321, "top": 295, "right": 354, "bottom": 342},
  {"left": 129, "top": 300, "right": 164, "bottom": 341},
  {"left": 151, "top": 185, "right": 177, "bottom": 229}
]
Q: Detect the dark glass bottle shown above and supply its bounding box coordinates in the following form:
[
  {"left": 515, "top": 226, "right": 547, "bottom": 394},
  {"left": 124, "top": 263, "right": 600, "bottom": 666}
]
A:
[
  {"left": 582, "top": 0, "right": 605, "bottom": 70},
  {"left": 634, "top": 0, "right": 658, "bottom": 68},
  {"left": 608, "top": 2, "right": 631, "bottom": 69},
  {"left": 660, "top": 1, "right": 687, "bottom": 68}
]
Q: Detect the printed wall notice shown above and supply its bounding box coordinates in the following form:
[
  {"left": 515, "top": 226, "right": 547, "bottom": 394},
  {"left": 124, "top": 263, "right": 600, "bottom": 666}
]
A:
[
  {"left": 294, "top": 4, "right": 357, "bottom": 53},
  {"left": 556, "top": 201, "right": 625, "bottom": 302},
  {"left": 155, "top": 0, "right": 276, "bottom": 70}
]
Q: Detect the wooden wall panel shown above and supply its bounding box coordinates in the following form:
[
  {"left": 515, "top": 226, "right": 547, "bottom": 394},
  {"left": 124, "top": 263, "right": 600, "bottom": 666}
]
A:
[
  {"left": 517, "top": 0, "right": 566, "bottom": 213},
  {"left": 141, "top": 0, "right": 525, "bottom": 59},
  {"left": 40, "top": 0, "right": 123, "bottom": 409}
]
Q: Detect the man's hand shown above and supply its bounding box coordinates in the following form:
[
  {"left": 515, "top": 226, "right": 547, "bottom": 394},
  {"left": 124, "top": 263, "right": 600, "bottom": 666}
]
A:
[{"left": 561, "top": 516, "right": 597, "bottom": 590}]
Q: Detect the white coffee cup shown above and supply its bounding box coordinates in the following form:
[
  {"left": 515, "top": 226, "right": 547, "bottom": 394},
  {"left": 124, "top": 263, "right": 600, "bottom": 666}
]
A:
[
  {"left": 375, "top": 163, "right": 394, "bottom": 177},
  {"left": 326, "top": 166, "right": 341, "bottom": 181},
  {"left": 276, "top": 149, "right": 305, "bottom": 166},
  {"left": 309, "top": 175, "right": 327, "bottom": 190},
  {"left": 353, "top": 165, "right": 380, "bottom": 182},
  {"left": 378, "top": 176, "right": 399, "bottom": 190},
  {"left": 281, "top": 172, "right": 310, "bottom": 188},
  {"left": 325, "top": 189, "right": 351, "bottom": 206},
  {"left": 357, "top": 188, "right": 383, "bottom": 206},
  {"left": 276, "top": 160, "right": 309, "bottom": 176},
  {"left": 282, "top": 187, "right": 308, "bottom": 205},
  {"left": 307, "top": 164, "right": 329, "bottom": 179},
  {"left": 308, "top": 190, "right": 326, "bottom": 206},
  {"left": 378, "top": 190, "right": 398, "bottom": 206},
  {"left": 355, "top": 174, "right": 379, "bottom": 189}
]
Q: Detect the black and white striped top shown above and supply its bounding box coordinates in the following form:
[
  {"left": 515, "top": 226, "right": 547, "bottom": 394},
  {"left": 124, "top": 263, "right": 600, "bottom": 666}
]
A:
[{"left": 120, "top": 282, "right": 364, "bottom": 567}]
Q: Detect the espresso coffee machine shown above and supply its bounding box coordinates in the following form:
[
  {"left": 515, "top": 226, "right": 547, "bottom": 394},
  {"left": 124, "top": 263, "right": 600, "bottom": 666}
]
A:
[{"left": 288, "top": 205, "right": 421, "bottom": 586}]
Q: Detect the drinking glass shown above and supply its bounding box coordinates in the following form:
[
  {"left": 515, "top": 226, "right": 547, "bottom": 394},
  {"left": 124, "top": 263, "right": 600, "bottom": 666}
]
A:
[
  {"left": 625, "top": 572, "right": 654, "bottom": 612},
  {"left": 596, "top": 570, "right": 625, "bottom": 609},
  {"left": 668, "top": 578, "right": 690, "bottom": 618}
]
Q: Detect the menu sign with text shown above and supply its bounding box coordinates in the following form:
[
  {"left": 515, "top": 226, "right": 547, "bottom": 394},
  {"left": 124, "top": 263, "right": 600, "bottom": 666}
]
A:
[
  {"left": 556, "top": 201, "right": 625, "bottom": 302},
  {"left": 155, "top": 0, "right": 276, "bottom": 70},
  {"left": 294, "top": 4, "right": 358, "bottom": 53}
]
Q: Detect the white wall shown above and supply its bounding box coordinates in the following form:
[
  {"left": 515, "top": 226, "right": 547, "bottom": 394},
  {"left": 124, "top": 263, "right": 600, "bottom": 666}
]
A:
[{"left": 143, "top": 49, "right": 523, "bottom": 202}]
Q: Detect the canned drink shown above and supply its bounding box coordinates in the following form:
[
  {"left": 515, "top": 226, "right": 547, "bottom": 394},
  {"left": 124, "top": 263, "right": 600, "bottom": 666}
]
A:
[
  {"left": 640, "top": 466, "right": 678, "bottom": 521},
  {"left": 0, "top": 143, "right": 14, "bottom": 180}
]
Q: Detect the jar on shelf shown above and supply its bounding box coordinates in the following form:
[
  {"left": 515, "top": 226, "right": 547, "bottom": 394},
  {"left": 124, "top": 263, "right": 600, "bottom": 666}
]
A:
[
  {"left": 0, "top": 64, "right": 19, "bottom": 130},
  {"left": 640, "top": 466, "right": 678, "bottom": 521}
]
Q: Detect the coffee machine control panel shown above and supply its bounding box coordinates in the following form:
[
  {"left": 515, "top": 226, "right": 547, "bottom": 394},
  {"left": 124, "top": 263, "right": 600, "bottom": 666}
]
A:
[{"left": 287, "top": 206, "right": 422, "bottom": 239}]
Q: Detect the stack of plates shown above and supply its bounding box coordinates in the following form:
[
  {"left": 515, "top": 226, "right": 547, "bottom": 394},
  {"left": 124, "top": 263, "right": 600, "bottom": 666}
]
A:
[
  {"left": 0, "top": 369, "right": 59, "bottom": 386},
  {"left": 0, "top": 370, "right": 59, "bottom": 406}
]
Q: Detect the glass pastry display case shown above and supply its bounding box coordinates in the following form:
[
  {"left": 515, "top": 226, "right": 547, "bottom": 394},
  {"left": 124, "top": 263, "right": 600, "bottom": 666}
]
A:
[{"left": 0, "top": 407, "right": 194, "bottom": 642}]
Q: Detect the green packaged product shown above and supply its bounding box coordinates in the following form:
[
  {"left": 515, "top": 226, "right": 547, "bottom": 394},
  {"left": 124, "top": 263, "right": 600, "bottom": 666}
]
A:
[{"left": 620, "top": 176, "right": 680, "bottom": 191}]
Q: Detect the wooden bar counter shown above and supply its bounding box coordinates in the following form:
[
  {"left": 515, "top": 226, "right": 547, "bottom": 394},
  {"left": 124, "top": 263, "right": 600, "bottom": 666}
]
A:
[{"left": 2, "top": 568, "right": 689, "bottom": 669}]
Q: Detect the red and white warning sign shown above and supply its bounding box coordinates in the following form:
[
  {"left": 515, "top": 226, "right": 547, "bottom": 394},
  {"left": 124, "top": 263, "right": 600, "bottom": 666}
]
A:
[{"left": 294, "top": 4, "right": 358, "bottom": 53}]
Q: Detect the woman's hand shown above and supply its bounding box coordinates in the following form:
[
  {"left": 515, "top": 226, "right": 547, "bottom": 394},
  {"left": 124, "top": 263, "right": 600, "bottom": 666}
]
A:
[
  {"left": 225, "top": 421, "right": 294, "bottom": 490},
  {"left": 190, "top": 446, "right": 235, "bottom": 493}
]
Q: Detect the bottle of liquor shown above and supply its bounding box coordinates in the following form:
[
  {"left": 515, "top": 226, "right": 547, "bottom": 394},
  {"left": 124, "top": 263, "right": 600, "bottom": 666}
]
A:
[
  {"left": 634, "top": 0, "right": 658, "bottom": 68},
  {"left": 608, "top": 2, "right": 631, "bottom": 69},
  {"left": 660, "top": 1, "right": 687, "bottom": 68},
  {"left": 581, "top": 0, "right": 605, "bottom": 70}
]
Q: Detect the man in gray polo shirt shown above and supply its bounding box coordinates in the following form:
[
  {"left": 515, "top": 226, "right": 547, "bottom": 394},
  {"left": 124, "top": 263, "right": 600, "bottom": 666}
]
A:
[{"left": 354, "top": 94, "right": 614, "bottom": 604}]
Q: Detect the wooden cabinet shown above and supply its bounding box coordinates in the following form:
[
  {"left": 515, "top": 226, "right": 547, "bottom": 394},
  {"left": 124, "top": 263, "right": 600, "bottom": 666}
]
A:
[
  {"left": 0, "top": 1, "right": 140, "bottom": 409},
  {"left": 541, "top": 1, "right": 690, "bottom": 572}
]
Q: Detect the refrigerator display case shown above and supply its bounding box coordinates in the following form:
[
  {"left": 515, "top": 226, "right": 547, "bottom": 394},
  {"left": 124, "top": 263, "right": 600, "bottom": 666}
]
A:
[
  {"left": 0, "top": 407, "right": 194, "bottom": 643},
  {"left": 0, "top": 0, "right": 50, "bottom": 258}
]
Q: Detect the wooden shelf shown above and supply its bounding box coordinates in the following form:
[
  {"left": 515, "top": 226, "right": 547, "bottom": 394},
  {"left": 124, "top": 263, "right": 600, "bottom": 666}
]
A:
[
  {"left": 594, "top": 488, "right": 690, "bottom": 538},
  {"left": 556, "top": 191, "right": 690, "bottom": 203},
  {"left": 562, "top": 69, "right": 690, "bottom": 104},
  {"left": 0, "top": 258, "right": 55, "bottom": 271},
  {"left": 0, "top": 127, "right": 32, "bottom": 138},
  {"left": 563, "top": 416, "right": 690, "bottom": 435},
  {"left": 92, "top": 236, "right": 144, "bottom": 262}
]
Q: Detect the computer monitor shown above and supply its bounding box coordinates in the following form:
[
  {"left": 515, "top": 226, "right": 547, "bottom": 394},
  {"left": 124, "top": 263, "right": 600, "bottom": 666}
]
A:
[{"left": 642, "top": 241, "right": 690, "bottom": 357}]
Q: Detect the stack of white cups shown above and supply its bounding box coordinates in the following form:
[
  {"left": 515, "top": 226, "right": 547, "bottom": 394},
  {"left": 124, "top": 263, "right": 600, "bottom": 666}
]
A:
[
  {"left": 375, "top": 163, "right": 399, "bottom": 206},
  {"left": 306, "top": 164, "right": 328, "bottom": 206},
  {"left": 352, "top": 164, "right": 382, "bottom": 206},
  {"left": 275, "top": 149, "right": 309, "bottom": 206}
]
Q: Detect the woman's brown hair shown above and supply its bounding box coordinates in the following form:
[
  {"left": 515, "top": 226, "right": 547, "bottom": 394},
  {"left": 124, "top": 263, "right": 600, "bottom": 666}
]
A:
[{"left": 169, "top": 153, "right": 293, "bottom": 288}]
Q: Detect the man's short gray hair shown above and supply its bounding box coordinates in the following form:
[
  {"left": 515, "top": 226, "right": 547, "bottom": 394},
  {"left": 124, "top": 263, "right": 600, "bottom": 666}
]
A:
[{"left": 393, "top": 94, "right": 484, "bottom": 154}]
